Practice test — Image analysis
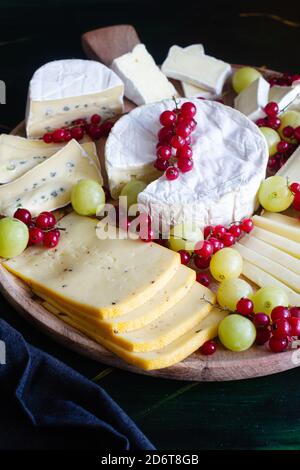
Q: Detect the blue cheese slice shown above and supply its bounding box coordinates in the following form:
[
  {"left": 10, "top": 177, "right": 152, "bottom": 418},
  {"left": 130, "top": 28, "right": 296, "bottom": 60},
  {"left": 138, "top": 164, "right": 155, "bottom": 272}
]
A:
[{"left": 0, "top": 139, "right": 102, "bottom": 216}]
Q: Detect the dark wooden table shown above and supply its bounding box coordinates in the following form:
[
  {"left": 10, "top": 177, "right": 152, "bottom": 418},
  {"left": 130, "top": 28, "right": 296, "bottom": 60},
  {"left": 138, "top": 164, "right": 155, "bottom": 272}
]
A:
[{"left": 1, "top": 0, "right": 300, "bottom": 450}]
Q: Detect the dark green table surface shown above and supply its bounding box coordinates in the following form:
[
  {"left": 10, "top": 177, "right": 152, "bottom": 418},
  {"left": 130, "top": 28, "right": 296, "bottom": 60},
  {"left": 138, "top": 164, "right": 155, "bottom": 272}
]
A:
[{"left": 1, "top": 0, "right": 300, "bottom": 450}]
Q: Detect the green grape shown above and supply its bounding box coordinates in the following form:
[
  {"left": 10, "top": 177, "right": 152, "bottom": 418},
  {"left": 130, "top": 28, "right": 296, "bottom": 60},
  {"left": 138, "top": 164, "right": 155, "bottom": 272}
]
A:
[
  {"left": 169, "top": 222, "right": 203, "bottom": 252},
  {"left": 279, "top": 111, "right": 300, "bottom": 143},
  {"left": 217, "top": 278, "right": 253, "bottom": 311},
  {"left": 120, "top": 180, "right": 147, "bottom": 209},
  {"left": 0, "top": 217, "right": 29, "bottom": 258},
  {"left": 218, "top": 314, "right": 256, "bottom": 352},
  {"left": 259, "top": 127, "right": 281, "bottom": 156},
  {"left": 210, "top": 248, "right": 243, "bottom": 282},
  {"left": 232, "top": 67, "right": 262, "bottom": 94},
  {"left": 252, "top": 286, "right": 289, "bottom": 315},
  {"left": 258, "top": 176, "right": 294, "bottom": 212},
  {"left": 71, "top": 179, "right": 105, "bottom": 216}
]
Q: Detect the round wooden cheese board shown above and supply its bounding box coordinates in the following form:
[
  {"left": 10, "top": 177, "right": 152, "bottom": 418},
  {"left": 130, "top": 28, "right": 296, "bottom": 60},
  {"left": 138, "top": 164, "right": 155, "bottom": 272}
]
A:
[{"left": 1, "top": 25, "right": 299, "bottom": 381}]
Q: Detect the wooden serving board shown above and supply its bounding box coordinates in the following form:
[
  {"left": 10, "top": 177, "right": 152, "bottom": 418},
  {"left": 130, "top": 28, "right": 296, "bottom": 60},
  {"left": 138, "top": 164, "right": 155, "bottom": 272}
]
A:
[{"left": 1, "top": 25, "right": 298, "bottom": 382}]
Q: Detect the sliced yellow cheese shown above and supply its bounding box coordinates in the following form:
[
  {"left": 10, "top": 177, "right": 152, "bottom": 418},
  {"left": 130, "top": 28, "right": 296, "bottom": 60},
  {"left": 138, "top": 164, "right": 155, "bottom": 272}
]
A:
[
  {"left": 251, "top": 226, "right": 300, "bottom": 260},
  {"left": 3, "top": 212, "right": 180, "bottom": 318},
  {"left": 242, "top": 260, "right": 300, "bottom": 306},
  {"left": 253, "top": 215, "right": 300, "bottom": 243},
  {"left": 235, "top": 242, "right": 300, "bottom": 293},
  {"left": 262, "top": 212, "right": 299, "bottom": 227},
  {"left": 33, "top": 264, "right": 196, "bottom": 333},
  {"left": 0, "top": 139, "right": 102, "bottom": 217},
  {"left": 239, "top": 235, "right": 300, "bottom": 276},
  {"left": 42, "top": 301, "right": 227, "bottom": 370}
]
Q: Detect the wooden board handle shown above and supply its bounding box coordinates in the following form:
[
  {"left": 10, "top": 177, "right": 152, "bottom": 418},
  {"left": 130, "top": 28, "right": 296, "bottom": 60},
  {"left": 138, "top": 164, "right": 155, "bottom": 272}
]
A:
[{"left": 81, "top": 24, "right": 141, "bottom": 66}]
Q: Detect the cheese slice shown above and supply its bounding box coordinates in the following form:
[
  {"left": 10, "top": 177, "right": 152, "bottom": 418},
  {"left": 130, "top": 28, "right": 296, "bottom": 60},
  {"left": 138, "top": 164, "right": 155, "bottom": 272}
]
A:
[
  {"left": 253, "top": 215, "right": 300, "bottom": 243},
  {"left": 239, "top": 235, "right": 300, "bottom": 276},
  {"left": 161, "top": 45, "right": 231, "bottom": 94},
  {"left": 242, "top": 260, "right": 300, "bottom": 306},
  {"left": 234, "top": 77, "right": 270, "bottom": 121},
  {"left": 32, "top": 264, "right": 196, "bottom": 333},
  {"left": 3, "top": 212, "right": 180, "bottom": 318},
  {"left": 262, "top": 212, "right": 299, "bottom": 227},
  {"left": 235, "top": 242, "right": 300, "bottom": 293},
  {"left": 251, "top": 226, "right": 300, "bottom": 259},
  {"left": 0, "top": 134, "right": 101, "bottom": 183},
  {"left": 26, "top": 59, "right": 124, "bottom": 138},
  {"left": 268, "top": 85, "right": 300, "bottom": 113},
  {"left": 277, "top": 145, "right": 300, "bottom": 182},
  {"left": 43, "top": 302, "right": 227, "bottom": 370},
  {"left": 180, "top": 45, "right": 216, "bottom": 99},
  {"left": 0, "top": 139, "right": 102, "bottom": 217},
  {"left": 111, "top": 44, "right": 177, "bottom": 106}
]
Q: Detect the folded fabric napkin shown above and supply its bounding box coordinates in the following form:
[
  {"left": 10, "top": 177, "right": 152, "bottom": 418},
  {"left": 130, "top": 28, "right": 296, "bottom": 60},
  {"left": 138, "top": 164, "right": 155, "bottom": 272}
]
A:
[{"left": 0, "top": 319, "right": 155, "bottom": 450}]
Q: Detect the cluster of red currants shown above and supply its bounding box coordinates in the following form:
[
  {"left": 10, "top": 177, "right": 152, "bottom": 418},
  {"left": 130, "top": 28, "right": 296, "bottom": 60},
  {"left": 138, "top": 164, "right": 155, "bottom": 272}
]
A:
[
  {"left": 155, "top": 101, "right": 198, "bottom": 180},
  {"left": 266, "top": 72, "right": 300, "bottom": 88},
  {"left": 42, "top": 114, "right": 114, "bottom": 144},
  {"left": 14, "top": 208, "right": 61, "bottom": 249},
  {"left": 289, "top": 182, "right": 300, "bottom": 216},
  {"left": 236, "top": 298, "right": 300, "bottom": 353}
]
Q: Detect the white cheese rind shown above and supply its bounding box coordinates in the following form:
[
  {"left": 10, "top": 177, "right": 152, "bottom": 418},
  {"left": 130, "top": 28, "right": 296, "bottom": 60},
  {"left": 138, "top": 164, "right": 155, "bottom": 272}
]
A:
[
  {"left": 277, "top": 145, "right": 300, "bottom": 182},
  {"left": 180, "top": 45, "right": 216, "bottom": 99},
  {"left": 111, "top": 44, "right": 177, "bottom": 106},
  {"left": 269, "top": 85, "right": 300, "bottom": 113},
  {"left": 234, "top": 77, "right": 270, "bottom": 121},
  {"left": 26, "top": 59, "right": 124, "bottom": 138}
]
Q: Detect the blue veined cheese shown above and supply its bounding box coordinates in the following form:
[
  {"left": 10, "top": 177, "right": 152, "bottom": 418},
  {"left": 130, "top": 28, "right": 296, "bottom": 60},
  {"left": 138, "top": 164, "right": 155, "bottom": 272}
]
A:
[
  {"left": 26, "top": 59, "right": 124, "bottom": 138},
  {"left": 0, "top": 134, "right": 101, "bottom": 183},
  {"left": 0, "top": 139, "right": 103, "bottom": 216}
]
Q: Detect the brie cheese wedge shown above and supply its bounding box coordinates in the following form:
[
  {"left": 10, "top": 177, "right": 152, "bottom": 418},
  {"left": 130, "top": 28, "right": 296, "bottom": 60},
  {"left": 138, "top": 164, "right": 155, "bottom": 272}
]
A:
[
  {"left": 268, "top": 84, "right": 300, "bottom": 113},
  {"left": 111, "top": 44, "right": 177, "bottom": 106},
  {"left": 26, "top": 59, "right": 124, "bottom": 138},
  {"left": 105, "top": 98, "right": 268, "bottom": 228},
  {"left": 234, "top": 77, "right": 270, "bottom": 121},
  {"left": 180, "top": 45, "right": 216, "bottom": 99}
]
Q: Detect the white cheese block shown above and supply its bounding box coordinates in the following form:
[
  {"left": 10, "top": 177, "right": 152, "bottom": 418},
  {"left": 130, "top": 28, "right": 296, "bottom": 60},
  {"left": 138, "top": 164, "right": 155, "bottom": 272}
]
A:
[
  {"left": 0, "top": 139, "right": 102, "bottom": 217},
  {"left": 161, "top": 45, "right": 231, "bottom": 95},
  {"left": 277, "top": 145, "right": 300, "bottom": 182},
  {"left": 262, "top": 212, "right": 299, "bottom": 227},
  {"left": 106, "top": 98, "right": 267, "bottom": 229},
  {"left": 26, "top": 59, "right": 124, "bottom": 138},
  {"left": 234, "top": 77, "right": 270, "bottom": 122},
  {"left": 235, "top": 242, "right": 300, "bottom": 293},
  {"left": 242, "top": 260, "right": 300, "bottom": 306},
  {"left": 3, "top": 212, "right": 181, "bottom": 318},
  {"left": 111, "top": 44, "right": 177, "bottom": 106},
  {"left": 269, "top": 85, "right": 300, "bottom": 113},
  {"left": 0, "top": 134, "right": 101, "bottom": 183},
  {"left": 253, "top": 214, "right": 300, "bottom": 243},
  {"left": 251, "top": 226, "right": 300, "bottom": 259},
  {"left": 179, "top": 44, "right": 215, "bottom": 99}
]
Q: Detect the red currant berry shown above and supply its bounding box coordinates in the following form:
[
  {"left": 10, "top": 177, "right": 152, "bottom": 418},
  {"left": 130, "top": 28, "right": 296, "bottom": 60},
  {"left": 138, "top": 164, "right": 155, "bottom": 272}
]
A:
[
  {"left": 200, "top": 339, "right": 216, "bottom": 355},
  {"left": 29, "top": 227, "right": 44, "bottom": 245},
  {"left": 293, "top": 192, "right": 300, "bottom": 211},
  {"left": 52, "top": 128, "right": 66, "bottom": 143},
  {"left": 156, "top": 145, "right": 172, "bottom": 161},
  {"left": 196, "top": 272, "right": 211, "bottom": 287},
  {"left": 228, "top": 224, "right": 241, "bottom": 238},
  {"left": 294, "top": 126, "right": 300, "bottom": 142},
  {"left": 43, "top": 133, "right": 53, "bottom": 143},
  {"left": 264, "top": 102, "right": 279, "bottom": 117},
  {"left": 87, "top": 124, "right": 102, "bottom": 140},
  {"left": 178, "top": 157, "right": 193, "bottom": 173},
  {"left": 271, "top": 306, "right": 291, "bottom": 322},
  {"left": 292, "top": 74, "right": 300, "bottom": 84},
  {"left": 178, "top": 250, "right": 191, "bottom": 265},
  {"left": 91, "top": 114, "right": 101, "bottom": 125},
  {"left": 71, "top": 126, "right": 84, "bottom": 141},
  {"left": 185, "top": 135, "right": 192, "bottom": 145},
  {"left": 236, "top": 298, "right": 254, "bottom": 316},
  {"left": 290, "top": 307, "right": 300, "bottom": 319},
  {"left": 188, "top": 119, "right": 197, "bottom": 131},
  {"left": 72, "top": 118, "right": 86, "bottom": 126},
  {"left": 14, "top": 208, "right": 32, "bottom": 225},
  {"left": 194, "top": 255, "right": 211, "bottom": 270},
  {"left": 256, "top": 118, "right": 266, "bottom": 127},
  {"left": 165, "top": 166, "right": 179, "bottom": 180},
  {"left": 159, "top": 110, "right": 176, "bottom": 127},
  {"left": 208, "top": 237, "right": 223, "bottom": 253},
  {"left": 277, "top": 140, "right": 289, "bottom": 154},
  {"left": 194, "top": 240, "right": 213, "bottom": 258},
  {"left": 177, "top": 145, "right": 193, "bottom": 159},
  {"left": 158, "top": 127, "right": 173, "bottom": 144},
  {"left": 204, "top": 225, "right": 213, "bottom": 239},
  {"left": 180, "top": 102, "right": 197, "bottom": 118},
  {"left": 254, "top": 313, "right": 270, "bottom": 328},
  {"left": 52, "top": 228, "right": 61, "bottom": 239},
  {"left": 282, "top": 126, "right": 294, "bottom": 138},
  {"left": 269, "top": 336, "right": 288, "bottom": 353},
  {"left": 266, "top": 116, "right": 281, "bottom": 130},
  {"left": 63, "top": 130, "right": 72, "bottom": 142},
  {"left": 240, "top": 218, "right": 254, "bottom": 233},
  {"left": 170, "top": 134, "right": 185, "bottom": 149},
  {"left": 271, "top": 319, "right": 292, "bottom": 339},
  {"left": 213, "top": 225, "right": 227, "bottom": 238},
  {"left": 155, "top": 158, "right": 169, "bottom": 171},
  {"left": 289, "top": 317, "right": 300, "bottom": 336},
  {"left": 256, "top": 327, "right": 271, "bottom": 345},
  {"left": 43, "top": 230, "right": 59, "bottom": 248},
  {"left": 36, "top": 211, "right": 56, "bottom": 230},
  {"left": 175, "top": 123, "right": 192, "bottom": 139},
  {"left": 289, "top": 182, "right": 300, "bottom": 194},
  {"left": 99, "top": 121, "right": 114, "bottom": 137},
  {"left": 267, "top": 157, "right": 280, "bottom": 171},
  {"left": 221, "top": 232, "right": 235, "bottom": 247}
]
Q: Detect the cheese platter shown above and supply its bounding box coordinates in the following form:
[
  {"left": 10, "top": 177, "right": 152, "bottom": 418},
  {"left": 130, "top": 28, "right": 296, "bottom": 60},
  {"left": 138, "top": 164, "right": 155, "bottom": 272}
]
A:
[{"left": 1, "top": 24, "right": 300, "bottom": 381}]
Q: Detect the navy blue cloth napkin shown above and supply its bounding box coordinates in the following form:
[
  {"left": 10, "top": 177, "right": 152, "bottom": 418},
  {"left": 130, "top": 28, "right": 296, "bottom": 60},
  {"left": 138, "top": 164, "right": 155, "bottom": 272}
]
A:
[{"left": 0, "top": 319, "right": 155, "bottom": 450}]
